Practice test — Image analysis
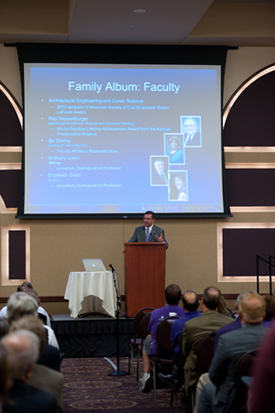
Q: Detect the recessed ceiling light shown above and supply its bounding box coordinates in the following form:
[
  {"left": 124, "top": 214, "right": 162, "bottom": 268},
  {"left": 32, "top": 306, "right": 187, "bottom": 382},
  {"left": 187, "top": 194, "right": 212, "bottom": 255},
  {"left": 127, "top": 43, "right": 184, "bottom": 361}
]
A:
[{"left": 133, "top": 9, "right": 146, "bottom": 13}]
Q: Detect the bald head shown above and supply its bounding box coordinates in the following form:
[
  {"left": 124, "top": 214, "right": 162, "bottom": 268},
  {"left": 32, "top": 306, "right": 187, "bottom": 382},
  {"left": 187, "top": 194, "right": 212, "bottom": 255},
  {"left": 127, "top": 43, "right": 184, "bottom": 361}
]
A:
[
  {"left": 2, "top": 330, "right": 39, "bottom": 380},
  {"left": 239, "top": 293, "right": 266, "bottom": 324},
  {"left": 202, "top": 286, "right": 221, "bottom": 311},
  {"left": 182, "top": 291, "right": 199, "bottom": 312}
]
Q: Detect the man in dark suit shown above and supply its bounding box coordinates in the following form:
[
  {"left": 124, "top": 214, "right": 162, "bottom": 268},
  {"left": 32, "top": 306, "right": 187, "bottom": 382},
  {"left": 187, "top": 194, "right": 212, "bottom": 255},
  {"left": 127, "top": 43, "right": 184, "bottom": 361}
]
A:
[
  {"left": 151, "top": 159, "right": 168, "bottom": 185},
  {"left": 182, "top": 286, "right": 233, "bottom": 397},
  {"left": 158, "top": 290, "right": 201, "bottom": 389},
  {"left": 198, "top": 292, "right": 267, "bottom": 413},
  {"left": 10, "top": 315, "right": 64, "bottom": 411},
  {"left": 128, "top": 210, "right": 168, "bottom": 249},
  {"left": 183, "top": 117, "right": 201, "bottom": 147},
  {"left": 2, "top": 330, "right": 60, "bottom": 413}
]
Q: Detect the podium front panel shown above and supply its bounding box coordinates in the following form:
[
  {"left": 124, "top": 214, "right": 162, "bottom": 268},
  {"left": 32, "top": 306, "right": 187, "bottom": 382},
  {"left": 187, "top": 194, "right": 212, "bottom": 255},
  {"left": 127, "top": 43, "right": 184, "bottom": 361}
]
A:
[{"left": 124, "top": 242, "right": 166, "bottom": 317}]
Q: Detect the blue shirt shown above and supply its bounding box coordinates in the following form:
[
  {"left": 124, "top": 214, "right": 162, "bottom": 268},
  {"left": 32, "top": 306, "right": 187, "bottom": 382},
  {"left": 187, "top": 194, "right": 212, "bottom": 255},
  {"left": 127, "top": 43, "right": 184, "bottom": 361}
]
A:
[{"left": 171, "top": 310, "right": 201, "bottom": 354}]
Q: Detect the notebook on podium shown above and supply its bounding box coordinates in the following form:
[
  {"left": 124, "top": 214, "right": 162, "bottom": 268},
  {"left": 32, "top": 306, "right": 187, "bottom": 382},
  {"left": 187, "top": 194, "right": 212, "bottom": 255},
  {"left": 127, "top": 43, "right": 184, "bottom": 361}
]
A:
[{"left": 82, "top": 258, "right": 106, "bottom": 272}]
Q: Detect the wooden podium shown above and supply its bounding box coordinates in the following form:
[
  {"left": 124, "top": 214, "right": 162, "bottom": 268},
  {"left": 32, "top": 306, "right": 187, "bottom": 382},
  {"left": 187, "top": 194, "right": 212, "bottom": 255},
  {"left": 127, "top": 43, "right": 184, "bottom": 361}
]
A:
[{"left": 124, "top": 242, "right": 166, "bottom": 317}]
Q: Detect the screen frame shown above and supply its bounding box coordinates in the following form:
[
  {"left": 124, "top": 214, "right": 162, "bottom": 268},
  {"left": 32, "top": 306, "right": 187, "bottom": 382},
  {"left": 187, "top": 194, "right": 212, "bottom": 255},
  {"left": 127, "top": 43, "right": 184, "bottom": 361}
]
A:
[{"left": 16, "top": 43, "right": 231, "bottom": 219}]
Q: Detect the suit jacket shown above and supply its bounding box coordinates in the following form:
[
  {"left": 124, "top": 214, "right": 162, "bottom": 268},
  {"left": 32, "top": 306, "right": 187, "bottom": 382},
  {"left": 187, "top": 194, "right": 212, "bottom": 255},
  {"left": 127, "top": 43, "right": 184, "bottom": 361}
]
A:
[
  {"left": 213, "top": 317, "right": 242, "bottom": 352},
  {"left": 209, "top": 323, "right": 266, "bottom": 413},
  {"left": 3, "top": 380, "right": 60, "bottom": 413},
  {"left": 151, "top": 169, "right": 168, "bottom": 185},
  {"left": 37, "top": 343, "right": 62, "bottom": 371},
  {"left": 28, "top": 364, "right": 64, "bottom": 412},
  {"left": 184, "top": 131, "right": 201, "bottom": 146},
  {"left": 128, "top": 224, "right": 168, "bottom": 249},
  {"left": 182, "top": 310, "right": 233, "bottom": 395}
]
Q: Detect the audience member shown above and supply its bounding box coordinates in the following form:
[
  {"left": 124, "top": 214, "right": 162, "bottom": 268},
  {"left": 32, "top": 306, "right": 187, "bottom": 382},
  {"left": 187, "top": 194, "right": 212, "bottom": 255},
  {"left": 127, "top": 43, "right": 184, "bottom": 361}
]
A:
[
  {"left": 138, "top": 284, "right": 185, "bottom": 392},
  {"left": 194, "top": 291, "right": 252, "bottom": 411},
  {"left": 10, "top": 316, "right": 64, "bottom": 411},
  {"left": 182, "top": 286, "right": 233, "bottom": 398},
  {"left": 6, "top": 292, "right": 59, "bottom": 350},
  {"left": 158, "top": 290, "right": 201, "bottom": 389},
  {"left": 198, "top": 292, "right": 267, "bottom": 413},
  {"left": 262, "top": 294, "right": 275, "bottom": 327},
  {"left": 2, "top": 330, "right": 60, "bottom": 413},
  {"left": 6, "top": 293, "right": 38, "bottom": 323},
  {"left": 213, "top": 291, "right": 254, "bottom": 353},
  {"left": 1, "top": 288, "right": 52, "bottom": 328},
  {"left": 0, "top": 283, "right": 34, "bottom": 317},
  {"left": 217, "top": 292, "right": 231, "bottom": 316},
  {"left": 24, "top": 288, "right": 52, "bottom": 327}
]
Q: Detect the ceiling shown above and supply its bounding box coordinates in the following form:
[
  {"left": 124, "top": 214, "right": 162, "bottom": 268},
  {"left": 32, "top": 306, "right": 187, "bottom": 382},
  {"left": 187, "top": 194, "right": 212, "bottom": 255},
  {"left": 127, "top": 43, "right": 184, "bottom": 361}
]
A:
[{"left": 0, "top": 0, "right": 275, "bottom": 46}]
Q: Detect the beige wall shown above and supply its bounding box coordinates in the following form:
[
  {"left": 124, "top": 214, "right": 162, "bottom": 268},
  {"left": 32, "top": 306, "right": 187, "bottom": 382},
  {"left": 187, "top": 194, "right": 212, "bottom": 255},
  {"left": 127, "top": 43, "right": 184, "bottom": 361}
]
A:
[{"left": 0, "top": 45, "right": 275, "bottom": 314}]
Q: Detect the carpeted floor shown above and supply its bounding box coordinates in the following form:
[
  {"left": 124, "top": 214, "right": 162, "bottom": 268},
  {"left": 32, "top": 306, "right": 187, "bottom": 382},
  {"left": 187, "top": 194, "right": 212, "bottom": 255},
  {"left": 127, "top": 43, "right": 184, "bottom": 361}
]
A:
[{"left": 61, "top": 357, "right": 185, "bottom": 412}]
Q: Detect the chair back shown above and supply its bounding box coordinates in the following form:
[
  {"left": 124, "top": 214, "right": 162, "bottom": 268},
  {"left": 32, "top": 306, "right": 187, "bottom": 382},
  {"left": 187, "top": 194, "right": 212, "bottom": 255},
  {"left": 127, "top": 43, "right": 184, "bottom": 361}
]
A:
[
  {"left": 139, "top": 312, "right": 153, "bottom": 340},
  {"left": 156, "top": 316, "right": 180, "bottom": 356},
  {"left": 234, "top": 348, "right": 259, "bottom": 412},
  {"left": 38, "top": 312, "right": 47, "bottom": 325},
  {"left": 134, "top": 307, "right": 154, "bottom": 337},
  {"left": 196, "top": 331, "right": 216, "bottom": 378}
]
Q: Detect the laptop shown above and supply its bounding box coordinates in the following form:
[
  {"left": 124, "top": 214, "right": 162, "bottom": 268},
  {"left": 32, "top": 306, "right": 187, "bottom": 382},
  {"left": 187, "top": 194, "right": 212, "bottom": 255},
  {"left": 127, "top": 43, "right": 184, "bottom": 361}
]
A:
[{"left": 82, "top": 258, "right": 106, "bottom": 272}]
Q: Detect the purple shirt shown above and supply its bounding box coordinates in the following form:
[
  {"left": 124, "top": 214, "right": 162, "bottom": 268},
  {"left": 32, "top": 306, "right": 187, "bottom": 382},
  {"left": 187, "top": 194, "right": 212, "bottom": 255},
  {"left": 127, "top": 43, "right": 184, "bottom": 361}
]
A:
[{"left": 148, "top": 304, "right": 185, "bottom": 355}]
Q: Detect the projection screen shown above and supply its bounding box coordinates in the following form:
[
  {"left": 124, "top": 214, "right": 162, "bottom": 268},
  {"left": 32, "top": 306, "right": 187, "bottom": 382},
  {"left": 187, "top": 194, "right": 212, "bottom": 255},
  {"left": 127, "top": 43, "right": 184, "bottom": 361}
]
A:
[{"left": 16, "top": 44, "right": 231, "bottom": 218}]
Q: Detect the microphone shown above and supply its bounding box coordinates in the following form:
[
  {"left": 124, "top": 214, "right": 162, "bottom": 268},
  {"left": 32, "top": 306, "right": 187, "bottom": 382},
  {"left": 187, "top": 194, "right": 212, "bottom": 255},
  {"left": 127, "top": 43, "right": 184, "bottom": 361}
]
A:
[{"left": 109, "top": 264, "right": 115, "bottom": 272}]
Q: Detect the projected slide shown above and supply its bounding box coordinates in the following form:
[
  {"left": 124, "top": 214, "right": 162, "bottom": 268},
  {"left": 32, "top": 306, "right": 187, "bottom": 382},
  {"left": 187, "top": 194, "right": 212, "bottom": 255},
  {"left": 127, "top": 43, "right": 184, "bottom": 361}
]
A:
[{"left": 23, "top": 63, "right": 224, "bottom": 215}]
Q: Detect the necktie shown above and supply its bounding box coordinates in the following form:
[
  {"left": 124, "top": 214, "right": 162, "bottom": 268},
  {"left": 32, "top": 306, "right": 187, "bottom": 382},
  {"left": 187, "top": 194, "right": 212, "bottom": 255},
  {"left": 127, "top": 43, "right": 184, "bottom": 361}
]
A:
[
  {"left": 162, "top": 173, "right": 167, "bottom": 184},
  {"left": 146, "top": 228, "right": 150, "bottom": 242}
]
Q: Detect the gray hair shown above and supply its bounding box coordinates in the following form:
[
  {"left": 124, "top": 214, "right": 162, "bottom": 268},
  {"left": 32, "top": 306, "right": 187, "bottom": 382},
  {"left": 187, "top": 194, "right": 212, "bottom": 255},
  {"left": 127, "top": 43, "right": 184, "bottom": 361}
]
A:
[
  {"left": 2, "top": 329, "right": 39, "bottom": 379},
  {"left": 7, "top": 292, "right": 38, "bottom": 322},
  {"left": 236, "top": 290, "right": 255, "bottom": 310}
]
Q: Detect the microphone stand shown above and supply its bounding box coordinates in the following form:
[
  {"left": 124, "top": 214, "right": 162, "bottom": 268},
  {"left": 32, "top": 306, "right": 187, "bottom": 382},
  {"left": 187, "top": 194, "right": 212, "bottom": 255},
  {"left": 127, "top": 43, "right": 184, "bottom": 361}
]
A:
[{"left": 108, "top": 264, "right": 129, "bottom": 377}]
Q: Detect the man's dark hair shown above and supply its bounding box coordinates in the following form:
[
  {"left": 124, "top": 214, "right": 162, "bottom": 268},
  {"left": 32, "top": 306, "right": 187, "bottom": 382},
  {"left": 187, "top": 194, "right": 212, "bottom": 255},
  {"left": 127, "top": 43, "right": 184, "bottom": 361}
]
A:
[
  {"left": 182, "top": 290, "right": 199, "bottom": 312},
  {"left": 264, "top": 294, "right": 275, "bottom": 321},
  {"left": 202, "top": 286, "right": 221, "bottom": 310},
  {"left": 17, "top": 281, "right": 33, "bottom": 292},
  {"left": 165, "top": 284, "right": 182, "bottom": 305},
  {"left": 144, "top": 210, "right": 155, "bottom": 219}
]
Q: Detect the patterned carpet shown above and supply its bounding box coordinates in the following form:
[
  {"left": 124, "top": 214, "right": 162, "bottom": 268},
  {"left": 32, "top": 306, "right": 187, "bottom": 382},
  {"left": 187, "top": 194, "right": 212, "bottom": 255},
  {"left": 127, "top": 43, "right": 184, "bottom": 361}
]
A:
[{"left": 61, "top": 357, "right": 185, "bottom": 412}]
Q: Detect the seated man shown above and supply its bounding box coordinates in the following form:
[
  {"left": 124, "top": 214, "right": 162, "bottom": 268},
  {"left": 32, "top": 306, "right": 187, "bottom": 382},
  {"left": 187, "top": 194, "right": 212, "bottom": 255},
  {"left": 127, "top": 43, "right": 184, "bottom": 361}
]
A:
[
  {"left": 198, "top": 292, "right": 267, "bottom": 413},
  {"left": 182, "top": 286, "right": 233, "bottom": 398},
  {"left": 10, "top": 316, "right": 64, "bottom": 411},
  {"left": 138, "top": 284, "right": 185, "bottom": 392},
  {"left": 2, "top": 329, "right": 60, "bottom": 413},
  {"left": 6, "top": 292, "right": 60, "bottom": 350},
  {"left": 158, "top": 290, "right": 201, "bottom": 388},
  {"left": 213, "top": 291, "right": 253, "bottom": 353},
  {"left": 0, "top": 287, "right": 52, "bottom": 327}
]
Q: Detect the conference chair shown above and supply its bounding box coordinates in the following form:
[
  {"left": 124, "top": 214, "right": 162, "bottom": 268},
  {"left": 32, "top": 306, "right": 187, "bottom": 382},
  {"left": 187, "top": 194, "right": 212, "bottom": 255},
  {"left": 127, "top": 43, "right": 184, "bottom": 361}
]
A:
[
  {"left": 196, "top": 331, "right": 216, "bottom": 380},
  {"left": 234, "top": 348, "right": 259, "bottom": 413},
  {"left": 150, "top": 316, "right": 180, "bottom": 399},
  {"left": 183, "top": 331, "right": 216, "bottom": 413},
  {"left": 38, "top": 312, "right": 48, "bottom": 325},
  {"left": 128, "top": 307, "right": 154, "bottom": 379}
]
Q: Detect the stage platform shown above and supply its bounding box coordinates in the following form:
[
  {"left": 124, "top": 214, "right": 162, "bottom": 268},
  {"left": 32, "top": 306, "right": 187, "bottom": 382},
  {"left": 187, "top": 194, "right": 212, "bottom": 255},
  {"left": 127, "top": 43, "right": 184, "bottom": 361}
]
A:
[{"left": 51, "top": 314, "right": 134, "bottom": 358}]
